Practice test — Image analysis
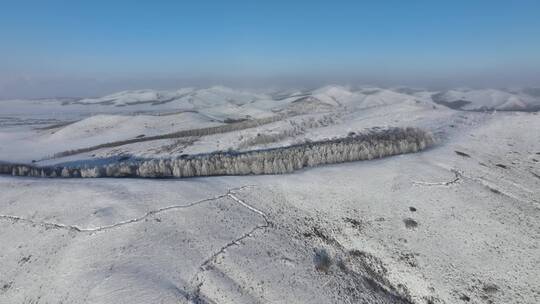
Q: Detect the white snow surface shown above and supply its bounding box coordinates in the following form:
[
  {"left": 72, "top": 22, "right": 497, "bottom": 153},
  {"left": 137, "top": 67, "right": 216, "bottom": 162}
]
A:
[{"left": 0, "top": 86, "right": 539, "bottom": 303}]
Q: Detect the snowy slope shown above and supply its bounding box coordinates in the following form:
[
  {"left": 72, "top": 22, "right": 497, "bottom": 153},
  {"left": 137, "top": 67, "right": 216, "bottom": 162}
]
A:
[{"left": 43, "top": 112, "right": 219, "bottom": 144}]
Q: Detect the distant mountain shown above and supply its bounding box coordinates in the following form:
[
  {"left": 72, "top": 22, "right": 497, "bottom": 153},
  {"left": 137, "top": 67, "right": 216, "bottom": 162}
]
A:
[
  {"left": 3, "top": 86, "right": 540, "bottom": 114},
  {"left": 431, "top": 88, "right": 540, "bottom": 111}
]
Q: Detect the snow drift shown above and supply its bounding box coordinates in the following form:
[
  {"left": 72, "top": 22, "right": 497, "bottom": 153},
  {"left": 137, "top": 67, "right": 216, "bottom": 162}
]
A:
[{"left": 0, "top": 127, "right": 434, "bottom": 178}]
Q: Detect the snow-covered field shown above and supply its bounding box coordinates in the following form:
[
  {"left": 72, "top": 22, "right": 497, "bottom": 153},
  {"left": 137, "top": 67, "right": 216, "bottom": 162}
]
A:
[{"left": 0, "top": 86, "right": 539, "bottom": 303}]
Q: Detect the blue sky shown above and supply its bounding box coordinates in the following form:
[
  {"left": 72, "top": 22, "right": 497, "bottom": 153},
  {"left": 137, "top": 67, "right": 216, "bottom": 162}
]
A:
[{"left": 1, "top": 0, "right": 539, "bottom": 98}]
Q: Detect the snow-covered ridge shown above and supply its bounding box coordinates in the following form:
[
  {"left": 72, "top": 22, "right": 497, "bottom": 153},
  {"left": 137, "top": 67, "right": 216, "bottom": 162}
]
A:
[
  {"left": 68, "top": 86, "right": 540, "bottom": 112},
  {"left": 2, "top": 86, "right": 539, "bottom": 114},
  {"left": 72, "top": 86, "right": 269, "bottom": 107},
  {"left": 432, "top": 88, "right": 540, "bottom": 111}
]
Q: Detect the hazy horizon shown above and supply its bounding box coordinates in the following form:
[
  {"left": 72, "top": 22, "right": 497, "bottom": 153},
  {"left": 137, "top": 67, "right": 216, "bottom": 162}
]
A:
[{"left": 1, "top": 0, "right": 539, "bottom": 99}]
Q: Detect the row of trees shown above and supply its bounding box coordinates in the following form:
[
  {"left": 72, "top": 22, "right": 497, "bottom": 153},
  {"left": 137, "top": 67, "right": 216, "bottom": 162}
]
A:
[
  {"left": 52, "top": 114, "right": 287, "bottom": 158},
  {"left": 1, "top": 127, "right": 434, "bottom": 178}
]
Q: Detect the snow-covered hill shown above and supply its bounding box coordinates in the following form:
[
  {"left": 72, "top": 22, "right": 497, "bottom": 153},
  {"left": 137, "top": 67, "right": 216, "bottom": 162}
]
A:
[
  {"left": 432, "top": 88, "right": 540, "bottom": 111},
  {"left": 1, "top": 85, "right": 538, "bottom": 164},
  {"left": 0, "top": 85, "right": 539, "bottom": 304},
  {"left": 2, "top": 86, "right": 539, "bottom": 120}
]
